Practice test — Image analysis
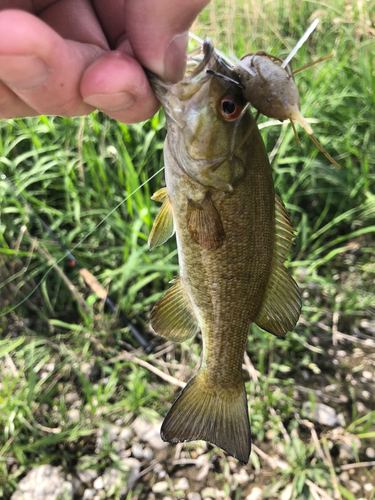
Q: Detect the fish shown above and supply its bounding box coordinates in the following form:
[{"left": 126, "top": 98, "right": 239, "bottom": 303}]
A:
[{"left": 147, "top": 39, "right": 301, "bottom": 464}]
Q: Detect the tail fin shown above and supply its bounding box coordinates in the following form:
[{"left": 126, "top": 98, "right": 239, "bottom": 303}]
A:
[{"left": 160, "top": 373, "right": 251, "bottom": 463}]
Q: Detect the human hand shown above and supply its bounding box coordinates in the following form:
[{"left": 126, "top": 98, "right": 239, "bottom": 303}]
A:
[{"left": 0, "top": 0, "right": 209, "bottom": 123}]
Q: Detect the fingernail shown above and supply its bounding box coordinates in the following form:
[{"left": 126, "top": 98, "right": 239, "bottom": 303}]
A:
[
  {"left": 164, "top": 32, "right": 189, "bottom": 83},
  {"left": 84, "top": 92, "right": 135, "bottom": 112},
  {"left": 0, "top": 55, "right": 50, "bottom": 90}
]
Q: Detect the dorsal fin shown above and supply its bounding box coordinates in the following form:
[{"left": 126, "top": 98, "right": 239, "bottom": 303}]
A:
[{"left": 255, "top": 195, "right": 301, "bottom": 335}]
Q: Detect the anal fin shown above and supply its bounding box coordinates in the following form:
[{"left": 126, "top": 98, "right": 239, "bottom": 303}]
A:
[
  {"left": 161, "top": 372, "right": 251, "bottom": 464},
  {"left": 187, "top": 192, "right": 225, "bottom": 250},
  {"left": 148, "top": 188, "right": 175, "bottom": 250},
  {"left": 255, "top": 194, "right": 301, "bottom": 335},
  {"left": 150, "top": 276, "right": 198, "bottom": 342}
]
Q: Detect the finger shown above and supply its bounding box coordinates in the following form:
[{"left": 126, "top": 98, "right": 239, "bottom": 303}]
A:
[
  {"left": 123, "top": 0, "right": 210, "bottom": 82},
  {"left": 81, "top": 51, "right": 159, "bottom": 123},
  {"left": 0, "top": 80, "right": 37, "bottom": 118},
  {"left": 0, "top": 10, "right": 104, "bottom": 116}
]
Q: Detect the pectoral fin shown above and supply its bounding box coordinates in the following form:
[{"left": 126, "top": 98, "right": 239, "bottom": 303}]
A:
[
  {"left": 150, "top": 276, "right": 199, "bottom": 342},
  {"left": 255, "top": 195, "right": 301, "bottom": 335},
  {"left": 148, "top": 189, "right": 175, "bottom": 250},
  {"left": 187, "top": 192, "right": 225, "bottom": 250}
]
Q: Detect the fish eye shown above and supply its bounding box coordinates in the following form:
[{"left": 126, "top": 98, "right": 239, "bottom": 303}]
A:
[{"left": 219, "top": 95, "right": 242, "bottom": 121}]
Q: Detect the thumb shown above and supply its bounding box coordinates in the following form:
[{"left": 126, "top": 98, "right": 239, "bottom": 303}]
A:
[{"left": 124, "top": 0, "right": 209, "bottom": 82}]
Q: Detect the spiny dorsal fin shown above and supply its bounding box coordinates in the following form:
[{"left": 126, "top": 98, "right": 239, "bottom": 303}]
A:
[
  {"left": 150, "top": 276, "right": 199, "bottom": 342},
  {"left": 161, "top": 372, "right": 251, "bottom": 463},
  {"left": 187, "top": 192, "right": 225, "bottom": 250},
  {"left": 148, "top": 188, "right": 175, "bottom": 250},
  {"left": 255, "top": 194, "right": 301, "bottom": 335}
]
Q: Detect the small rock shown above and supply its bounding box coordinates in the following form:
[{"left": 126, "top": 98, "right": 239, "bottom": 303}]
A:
[
  {"left": 201, "top": 487, "right": 217, "bottom": 498},
  {"left": 174, "top": 477, "right": 189, "bottom": 490},
  {"left": 76, "top": 468, "right": 99, "bottom": 486},
  {"left": 83, "top": 489, "right": 96, "bottom": 500},
  {"left": 245, "top": 487, "right": 263, "bottom": 500},
  {"left": 187, "top": 493, "right": 201, "bottom": 500},
  {"left": 233, "top": 468, "right": 250, "bottom": 485},
  {"left": 280, "top": 484, "right": 293, "bottom": 500},
  {"left": 152, "top": 481, "right": 169, "bottom": 493},
  {"left": 148, "top": 494, "right": 156, "bottom": 500},
  {"left": 362, "top": 390, "right": 371, "bottom": 400},
  {"left": 153, "top": 463, "right": 166, "bottom": 478},
  {"left": 102, "top": 468, "right": 122, "bottom": 495},
  {"left": 339, "top": 472, "right": 350, "bottom": 482},
  {"left": 65, "top": 392, "right": 79, "bottom": 405},
  {"left": 96, "top": 424, "right": 121, "bottom": 450},
  {"left": 302, "top": 402, "right": 345, "bottom": 427},
  {"left": 364, "top": 483, "right": 374, "bottom": 492},
  {"left": 120, "top": 457, "right": 141, "bottom": 490},
  {"left": 337, "top": 350, "right": 346, "bottom": 357},
  {"left": 143, "top": 447, "right": 154, "bottom": 462},
  {"left": 362, "top": 371, "right": 372, "bottom": 379},
  {"left": 133, "top": 416, "right": 168, "bottom": 450},
  {"left": 11, "top": 465, "right": 73, "bottom": 500},
  {"left": 93, "top": 476, "right": 104, "bottom": 491},
  {"left": 67, "top": 408, "right": 80, "bottom": 423},
  {"left": 348, "top": 480, "right": 361, "bottom": 494},
  {"left": 118, "top": 427, "right": 133, "bottom": 447},
  {"left": 81, "top": 362, "right": 100, "bottom": 380},
  {"left": 366, "top": 447, "right": 375, "bottom": 458},
  {"left": 338, "top": 440, "right": 361, "bottom": 462},
  {"left": 131, "top": 443, "right": 144, "bottom": 459}
]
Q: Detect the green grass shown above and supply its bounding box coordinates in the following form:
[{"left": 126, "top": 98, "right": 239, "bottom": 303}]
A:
[{"left": 1, "top": 0, "right": 375, "bottom": 498}]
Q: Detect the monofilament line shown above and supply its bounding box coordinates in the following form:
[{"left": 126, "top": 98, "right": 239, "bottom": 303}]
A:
[
  {"left": 0, "top": 166, "right": 165, "bottom": 315},
  {"left": 282, "top": 18, "right": 319, "bottom": 68}
]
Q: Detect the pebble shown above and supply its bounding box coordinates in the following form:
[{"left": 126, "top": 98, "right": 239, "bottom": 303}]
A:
[
  {"left": 83, "top": 489, "right": 96, "bottom": 500},
  {"left": 233, "top": 468, "right": 250, "bottom": 485},
  {"left": 143, "top": 447, "right": 154, "bottom": 462},
  {"left": 280, "top": 484, "right": 293, "bottom": 500},
  {"left": 201, "top": 487, "right": 222, "bottom": 498},
  {"left": 245, "top": 487, "right": 263, "bottom": 500},
  {"left": 364, "top": 483, "right": 374, "bottom": 492},
  {"left": 187, "top": 493, "right": 202, "bottom": 500},
  {"left": 102, "top": 468, "right": 121, "bottom": 493},
  {"left": 65, "top": 392, "right": 79, "bottom": 404},
  {"left": 81, "top": 362, "right": 100, "bottom": 380},
  {"left": 339, "top": 472, "right": 350, "bottom": 482},
  {"left": 366, "top": 447, "right": 375, "bottom": 458},
  {"left": 93, "top": 476, "right": 104, "bottom": 490},
  {"left": 11, "top": 465, "right": 73, "bottom": 500},
  {"left": 119, "top": 458, "right": 141, "bottom": 490},
  {"left": 133, "top": 415, "right": 168, "bottom": 450},
  {"left": 96, "top": 424, "right": 121, "bottom": 450},
  {"left": 131, "top": 443, "right": 144, "bottom": 459},
  {"left": 174, "top": 477, "right": 189, "bottom": 490},
  {"left": 348, "top": 480, "right": 361, "bottom": 494},
  {"left": 302, "top": 402, "right": 345, "bottom": 427},
  {"left": 152, "top": 481, "right": 169, "bottom": 493},
  {"left": 67, "top": 408, "right": 80, "bottom": 423},
  {"left": 337, "top": 350, "right": 346, "bottom": 357},
  {"left": 76, "top": 468, "right": 99, "bottom": 485},
  {"left": 362, "top": 390, "right": 371, "bottom": 400},
  {"left": 362, "top": 370, "right": 372, "bottom": 379},
  {"left": 338, "top": 440, "right": 361, "bottom": 462}
]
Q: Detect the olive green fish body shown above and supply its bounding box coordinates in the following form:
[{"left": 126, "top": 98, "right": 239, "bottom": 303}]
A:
[{"left": 148, "top": 40, "right": 301, "bottom": 463}]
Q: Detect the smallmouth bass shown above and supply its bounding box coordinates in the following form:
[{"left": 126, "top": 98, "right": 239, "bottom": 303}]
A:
[{"left": 147, "top": 40, "right": 301, "bottom": 464}]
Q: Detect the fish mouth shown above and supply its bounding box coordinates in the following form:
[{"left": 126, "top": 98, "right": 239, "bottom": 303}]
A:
[{"left": 148, "top": 38, "right": 238, "bottom": 108}]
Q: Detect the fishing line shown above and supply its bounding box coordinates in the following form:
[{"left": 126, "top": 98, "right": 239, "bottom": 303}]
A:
[{"left": 0, "top": 166, "right": 165, "bottom": 343}]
